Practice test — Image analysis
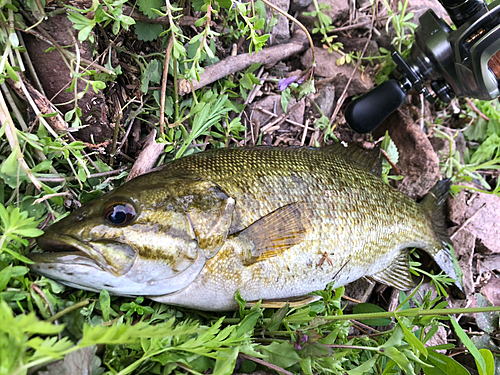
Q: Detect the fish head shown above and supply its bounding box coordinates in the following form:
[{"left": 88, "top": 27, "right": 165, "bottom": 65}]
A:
[{"left": 30, "top": 175, "right": 235, "bottom": 296}]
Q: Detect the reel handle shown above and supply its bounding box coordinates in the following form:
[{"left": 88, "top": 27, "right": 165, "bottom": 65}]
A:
[{"left": 345, "top": 80, "right": 407, "bottom": 134}]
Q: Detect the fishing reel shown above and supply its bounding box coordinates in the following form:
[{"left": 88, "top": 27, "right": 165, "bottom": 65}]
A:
[{"left": 345, "top": 0, "right": 500, "bottom": 133}]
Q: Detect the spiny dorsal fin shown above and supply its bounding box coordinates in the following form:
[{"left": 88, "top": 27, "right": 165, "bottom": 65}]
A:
[
  {"left": 239, "top": 203, "right": 311, "bottom": 266},
  {"left": 247, "top": 295, "right": 322, "bottom": 309},
  {"left": 322, "top": 142, "right": 382, "bottom": 177},
  {"left": 367, "top": 250, "right": 414, "bottom": 290}
]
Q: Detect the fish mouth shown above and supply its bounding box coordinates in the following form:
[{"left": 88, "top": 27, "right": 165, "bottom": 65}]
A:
[
  {"left": 31, "top": 232, "right": 136, "bottom": 276},
  {"left": 30, "top": 231, "right": 207, "bottom": 297}
]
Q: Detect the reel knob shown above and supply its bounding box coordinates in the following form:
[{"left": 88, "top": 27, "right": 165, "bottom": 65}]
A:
[{"left": 345, "top": 79, "right": 407, "bottom": 134}]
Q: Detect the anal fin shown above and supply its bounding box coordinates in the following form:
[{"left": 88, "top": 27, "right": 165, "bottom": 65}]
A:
[
  {"left": 248, "top": 295, "right": 323, "bottom": 309},
  {"left": 367, "top": 250, "right": 414, "bottom": 290}
]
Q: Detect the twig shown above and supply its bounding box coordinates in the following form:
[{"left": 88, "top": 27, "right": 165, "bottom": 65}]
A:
[
  {"left": 8, "top": 77, "right": 67, "bottom": 132},
  {"left": 300, "top": 118, "right": 309, "bottom": 146},
  {"left": 33, "top": 192, "right": 71, "bottom": 204},
  {"left": 329, "top": 4, "right": 376, "bottom": 127},
  {"left": 239, "top": 353, "right": 294, "bottom": 375},
  {"left": 160, "top": 36, "right": 174, "bottom": 136},
  {"left": 260, "top": 0, "right": 315, "bottom": 64},
  {"left": 177, "top": 30, "right": 309, "bottom": 95},
  {"left": 0, "top": 90, "right": 42, "bottom": 190},
  {"left": 19, "top": 28, "right": 116, "bottom": 76},
  {"left": 17, "top": 30, "right": 45, "bottom": 96},
  {"left": 255, "top": 106, "right": 313, "bottom": 130},
  {"left": 113, "top": 103, "right": 144, "bottom": 158},
  {"left": 380, "top": 148, "right": 402, "bottom": 175},
  {"left": 351, "top": 320, "right": 381, "bottom": 333},
  {"left": 110, "top": 110, "right": 122, "bottom": 167},
  {"left": 122, "top": 5, "right": 198, "bottom": 26},
  {"left": 261, "top": 100, "right": 304, "bottom": 133},
  {"left": 127, "top": 129, "right": 165, "bottom": 181},
  {"left": 37, "top": 166, "right": 130, "bottom": 182},
  {"left": 45, "top": 299, "right": 90, "bottom": 323},
  {"left": 466, "top": 98, "right": 490, "bottom": 121},
  {"left": 31, "top": 284, "right": 57, "bottom": 324},
  {"left": 342, "top": 295, "right": 362, "bottom": 303}
]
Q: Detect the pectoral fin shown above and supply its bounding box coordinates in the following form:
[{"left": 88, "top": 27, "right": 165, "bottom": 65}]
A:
[
  {"left": 367, "top": 250, "right": 415, "bottom": 290},
  {"left": 248, "top": 295, "right": 323, "bottom": 309},
  {"left": 239, "top": 203, "right": 311, "bottom": 266}
]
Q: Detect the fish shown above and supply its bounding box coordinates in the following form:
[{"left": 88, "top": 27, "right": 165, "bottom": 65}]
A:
[{"left": 29, "top": 144, "right": 462, "bottom": 311}]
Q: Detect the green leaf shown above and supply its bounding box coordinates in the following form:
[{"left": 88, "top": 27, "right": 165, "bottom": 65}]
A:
[
  {"left": 381, "top": 325, "right": 405, "bottom": 348},
  {"left": 381, "top": 346, "right": 415, "bottom": 375},
  {"left": 5, "top": 61, "right": 19, "bottom": 82},
  {"left": 477, "top": 349, "right": 494, "bottom": 375},
  {"left": 235, "top": 303, "right": 262, "bottom": 337},
  {"left": 141, "top": 59, "right": 162, "bottom": 93},
  {"left": 264, "top": 303, "right": 289, "bottom": 333},
  {"left": 134, "top": 21, "right": 164, "bottom": 41},
  {"left": 281, "top": 88, "right": 291, "bottom": 113},
  {"left": 99, "top": 290, "right": 112, "bottom": 321},
  {"left": 0, "top": 267, "right": 13, "bottom": 292},
  {"left": 215, "top": 0, "right": 232, "bottom": 8},
  {"left": 191, "top": 0, "right": 205, "bottom": 11},
  {"left": 353, "top": 303, "right": 392, "bottom": 326},
  {"left": 450, "top": 317, "right": 486, "bottom": 374},
  {"left": 423, "top": 350, "right": 471, "bottom": 375},
  {"left": 213, "top": 347, "right": 239, "bottom": 375},
  {"left": 260, "top": 341, "right": 302, "bottom": 369},
  {"left": 347, "top": 355, "right": 379, "bottom": 375},
  {"left": 470, "top": 133, "right": 500, "bottom": 165},
  {"left": 0, "top": 150, "right": 25, "bottom": 189},
  {"left": 399, "top": 320, "right": 428, "bottom": 357}
]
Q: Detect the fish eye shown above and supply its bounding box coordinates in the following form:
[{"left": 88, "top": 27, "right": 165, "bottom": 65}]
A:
[{"left": 104, "top": 203, "right": 136, "bottom": 225}]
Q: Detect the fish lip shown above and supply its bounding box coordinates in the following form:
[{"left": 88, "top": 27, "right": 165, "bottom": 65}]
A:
[
  {"left": 33, "top": 232, "right": 120, "bottom": 270},
  {"left": 35, "top": 232, "right": 97, "bottom": 260},
  {"left": 28, "top": 251, "right": 102, "bottom": 269}
]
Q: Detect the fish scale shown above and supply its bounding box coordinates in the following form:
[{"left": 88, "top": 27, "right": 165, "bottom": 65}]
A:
[{"left": 30, "top": 144, "right": 462, "bottom": 311}]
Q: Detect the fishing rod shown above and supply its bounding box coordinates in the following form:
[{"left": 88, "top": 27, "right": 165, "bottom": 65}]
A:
[{"left": 345, "top": 0, "right": 500, "bottom": 133}]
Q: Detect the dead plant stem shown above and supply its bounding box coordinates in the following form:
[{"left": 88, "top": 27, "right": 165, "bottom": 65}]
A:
[
  {"left": 160, "top": 35, "right": 174, "bottom": 137},
  {"left": 260, "top": 0, "right": 315, "bottom": 65}
]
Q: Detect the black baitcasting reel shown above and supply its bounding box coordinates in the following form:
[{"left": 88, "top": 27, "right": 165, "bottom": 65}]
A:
[{"left": 345, "top": 0, "right": 500, "bottom": 133}]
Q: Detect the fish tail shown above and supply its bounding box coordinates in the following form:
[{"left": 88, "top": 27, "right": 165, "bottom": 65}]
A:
[{"left": 420, "top": 179, "right": 463, "bottom": 291}]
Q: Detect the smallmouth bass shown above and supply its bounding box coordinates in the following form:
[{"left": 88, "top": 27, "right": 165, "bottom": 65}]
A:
[{"left": 30, "top": 144, "right": 461, "bottom": 311}]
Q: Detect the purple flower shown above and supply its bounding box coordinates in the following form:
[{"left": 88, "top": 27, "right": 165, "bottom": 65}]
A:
[
  {"left": 294, "top": 333, "right": 309, "bottom": 350},
  {"left": 278, "top": 76, "right": 299, "bottom": 91}
]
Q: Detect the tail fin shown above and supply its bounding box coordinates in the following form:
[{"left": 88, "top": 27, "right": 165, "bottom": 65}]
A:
[{"left": 420, "top": 179, "right": 464, "bottom": 292}]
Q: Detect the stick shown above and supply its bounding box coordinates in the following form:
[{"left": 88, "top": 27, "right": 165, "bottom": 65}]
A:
[
  {"left": 8, "top": 78, "right": 67, "bottom": 132},
  {"left": 178, "top": 30, "right": 309, "bottom": 95},
  {"left": 159, "top": 36, "right": 174, "bottom": 136},
  {"left": 126, "top": 129, "right": 165, "bottom": 181}
]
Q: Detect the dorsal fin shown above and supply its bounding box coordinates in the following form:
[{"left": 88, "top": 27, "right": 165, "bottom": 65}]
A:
[
  {"left": 322, "top": 142, "right": 382, "bottom": 177},
  {"left": 366, "top": 249, "right": 414, "bottom": 290},
  {"left": 238, "top": 203, "right": 311, "bottom": 266}
]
